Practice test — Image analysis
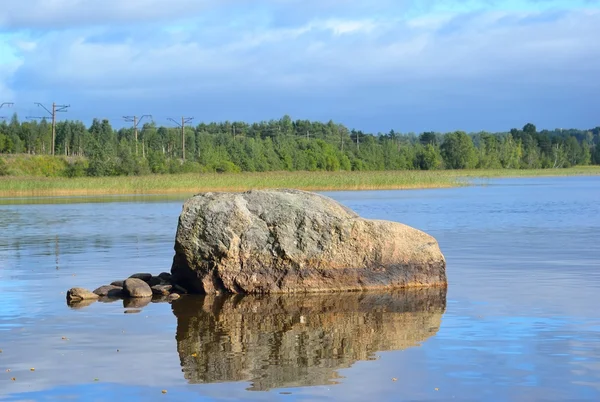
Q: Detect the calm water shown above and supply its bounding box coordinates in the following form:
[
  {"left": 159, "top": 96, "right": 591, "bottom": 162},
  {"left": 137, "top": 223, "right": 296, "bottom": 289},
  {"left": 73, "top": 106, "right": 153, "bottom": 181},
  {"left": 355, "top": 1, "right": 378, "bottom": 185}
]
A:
[{"left": 0, "top": 177, "right": 599, "bottom": 401}]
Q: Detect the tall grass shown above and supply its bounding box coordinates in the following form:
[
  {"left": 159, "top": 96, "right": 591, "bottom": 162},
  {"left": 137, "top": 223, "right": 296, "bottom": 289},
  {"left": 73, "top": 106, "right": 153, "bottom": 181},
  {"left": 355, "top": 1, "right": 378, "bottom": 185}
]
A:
[
  {"left": 0, "top": 171, "right": 463, "bottom": 197},
  {"left": 0, "top": 167, "right": 598, "bottom": 198}
]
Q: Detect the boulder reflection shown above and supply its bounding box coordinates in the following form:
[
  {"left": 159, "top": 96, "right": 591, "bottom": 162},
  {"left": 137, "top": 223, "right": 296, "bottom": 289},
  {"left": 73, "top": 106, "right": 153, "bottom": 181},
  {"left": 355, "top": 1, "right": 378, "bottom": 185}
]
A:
[{"left": 172, "top": 288, "right": 446, "bottom": 391}]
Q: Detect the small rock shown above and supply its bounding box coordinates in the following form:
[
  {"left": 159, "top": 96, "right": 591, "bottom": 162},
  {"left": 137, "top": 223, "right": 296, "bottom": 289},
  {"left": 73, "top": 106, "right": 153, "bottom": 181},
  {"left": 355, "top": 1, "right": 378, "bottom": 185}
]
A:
[
  {"left": 123, "top": 297, "right": 152, "bottom": 309},
  {"left": 128, "top": 273, "right": 153, "bottom": 283},
  {"left": 148, "top": 276, "right": 163, "bottom": 287},
  {"left": 167, "top": 293, "right": 180, "bottom": 302},
  {"left": 172, "top": 284, "right": 188, "bottom": 294},
  {"left": 30, "top": 368, "right": 35, "bottom": 372},
  {"left": 124, "top": 309, "right": 142, "bottom": 314},
  {"left": 158, "top": 272, "right": 172, "bottom": 282},
  {"left": 110, "top": 280, "right": 125, "bottom": 287},
  {"left": 161, "top": 390, "right": 167, "bottom": 394},
  {"left": 151, "top": 284, "right": 172, "bottom": 296},
  {"left": 123, "top": 278, "right": 153, "bottom": 298},
  {"left": 93, "top": 285, "right": 123, "bottom": 298},
  {"left": 66, "top": 288, "right": 99, "bottom": 302}
]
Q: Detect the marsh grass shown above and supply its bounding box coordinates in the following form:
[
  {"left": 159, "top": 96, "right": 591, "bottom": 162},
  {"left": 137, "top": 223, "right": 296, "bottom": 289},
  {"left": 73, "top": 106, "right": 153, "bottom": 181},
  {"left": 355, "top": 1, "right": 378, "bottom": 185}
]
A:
[{"left": 0, "top": 167, "right": 598, "bottom": 198}]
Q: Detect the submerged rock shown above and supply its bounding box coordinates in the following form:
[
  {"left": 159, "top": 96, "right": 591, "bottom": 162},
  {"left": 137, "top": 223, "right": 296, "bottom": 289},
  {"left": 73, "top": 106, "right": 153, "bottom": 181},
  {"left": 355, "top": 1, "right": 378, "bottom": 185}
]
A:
[
  {"left": 171, "top": 189, "right": 446, "bottom": 294},
  {"left": 66, "top": 287, "right": 99, "bottom": 302},
  {"left": 123, "top": 278, "right": 153, "bottom": 298}
]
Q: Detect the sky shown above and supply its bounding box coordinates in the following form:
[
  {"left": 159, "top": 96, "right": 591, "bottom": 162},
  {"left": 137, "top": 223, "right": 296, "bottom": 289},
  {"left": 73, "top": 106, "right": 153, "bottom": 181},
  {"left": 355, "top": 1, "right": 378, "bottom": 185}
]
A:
[{"left": 0, "top": 0, "right": 599, "bottom": 133}]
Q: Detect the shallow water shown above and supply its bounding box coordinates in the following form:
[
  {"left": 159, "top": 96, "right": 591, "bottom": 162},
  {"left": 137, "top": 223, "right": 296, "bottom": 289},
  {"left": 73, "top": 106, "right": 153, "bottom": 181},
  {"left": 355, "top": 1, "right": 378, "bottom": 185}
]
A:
[{"left": 1, "top": 176, "right": 599, "bottom": 401}]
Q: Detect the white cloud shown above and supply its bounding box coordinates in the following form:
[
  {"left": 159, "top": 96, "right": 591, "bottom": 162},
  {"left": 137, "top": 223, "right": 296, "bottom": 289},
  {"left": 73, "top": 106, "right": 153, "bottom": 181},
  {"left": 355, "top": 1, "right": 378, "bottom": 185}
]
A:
[
  {"left": 2, "top": 3, "right": 599, "bottom": 131},
  {"left": 0, "top": 0, "right": 215, "bottom": 29}
]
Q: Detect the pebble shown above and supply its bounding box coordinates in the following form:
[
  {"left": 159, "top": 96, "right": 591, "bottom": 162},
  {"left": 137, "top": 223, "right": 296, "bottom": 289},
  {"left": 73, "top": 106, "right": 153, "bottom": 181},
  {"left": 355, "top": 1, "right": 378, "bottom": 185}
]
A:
[{"left": 162, "top": 390, "right": 167, "bottom": 394}]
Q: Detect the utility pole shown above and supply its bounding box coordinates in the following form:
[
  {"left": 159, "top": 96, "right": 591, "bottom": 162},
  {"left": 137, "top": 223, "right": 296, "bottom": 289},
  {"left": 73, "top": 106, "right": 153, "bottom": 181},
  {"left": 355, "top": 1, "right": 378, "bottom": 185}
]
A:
[
  {"left": 123, "top": 115, "right": 152, "bottom": 156},
  {"left": 168, "top": 116, "right": 194, "bottom": 161},
  {"left": 28, "top": 102, "right": 70, "bottom": 156},
  {"left": 0, "top": 102, "right": 14, "bottom": 121}
]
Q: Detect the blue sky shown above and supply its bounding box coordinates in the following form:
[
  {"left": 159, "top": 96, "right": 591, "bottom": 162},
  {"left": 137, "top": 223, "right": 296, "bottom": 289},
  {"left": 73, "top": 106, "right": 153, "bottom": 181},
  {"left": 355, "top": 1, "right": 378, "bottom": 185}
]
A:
[{"left": 0, "top": 0, "right": 599, "bottom": 133}]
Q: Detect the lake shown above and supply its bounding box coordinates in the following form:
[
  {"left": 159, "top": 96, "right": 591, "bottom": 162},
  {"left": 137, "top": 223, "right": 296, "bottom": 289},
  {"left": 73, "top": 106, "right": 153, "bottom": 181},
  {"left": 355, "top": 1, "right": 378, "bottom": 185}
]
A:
[{"left": 1, "top": 176, "right": 599, "bottom": 401}]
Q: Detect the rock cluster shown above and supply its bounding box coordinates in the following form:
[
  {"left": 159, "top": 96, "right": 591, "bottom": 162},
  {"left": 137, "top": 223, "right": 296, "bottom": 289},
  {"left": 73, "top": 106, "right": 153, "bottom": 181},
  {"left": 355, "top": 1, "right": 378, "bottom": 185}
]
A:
[
  {"left": 171, "top": 188, "right": 447, "bottom": 294},
  {"left": 66, "top": 272, "right": 183, "bottom": 309}
]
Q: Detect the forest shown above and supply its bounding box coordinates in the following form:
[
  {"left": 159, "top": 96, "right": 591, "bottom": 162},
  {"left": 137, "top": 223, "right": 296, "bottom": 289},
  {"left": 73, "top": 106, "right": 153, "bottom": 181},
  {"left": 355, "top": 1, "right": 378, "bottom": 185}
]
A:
[{"left": 1, "top": 113, "right": 599, "bottom": 177}]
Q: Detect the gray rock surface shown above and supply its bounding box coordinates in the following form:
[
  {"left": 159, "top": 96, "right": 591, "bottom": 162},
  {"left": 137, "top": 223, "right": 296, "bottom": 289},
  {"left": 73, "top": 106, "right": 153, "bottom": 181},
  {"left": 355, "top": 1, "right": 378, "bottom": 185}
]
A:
[
  {"left": 123, "top": 278, "right": 153, "bottom": 298},
  {"left": 171, "top": 189, "right": 446, "bottom": 294}
]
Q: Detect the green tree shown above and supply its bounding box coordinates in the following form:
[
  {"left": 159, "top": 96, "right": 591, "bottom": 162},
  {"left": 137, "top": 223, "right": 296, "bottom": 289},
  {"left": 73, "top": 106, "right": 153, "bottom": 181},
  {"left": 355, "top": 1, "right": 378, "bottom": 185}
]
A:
[
  {"left": 415, "top": 144, "right": 442, "bottom": 170},
  {"left": 441, "top": 131, "right": 477, "bottom": 169}
]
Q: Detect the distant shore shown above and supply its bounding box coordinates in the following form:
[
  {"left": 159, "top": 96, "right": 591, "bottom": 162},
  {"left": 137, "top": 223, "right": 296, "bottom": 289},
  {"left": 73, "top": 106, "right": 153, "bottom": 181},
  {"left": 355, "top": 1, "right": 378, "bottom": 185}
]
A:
[{"left": 0, "top": 167, "right": 599, "bottom": 198}]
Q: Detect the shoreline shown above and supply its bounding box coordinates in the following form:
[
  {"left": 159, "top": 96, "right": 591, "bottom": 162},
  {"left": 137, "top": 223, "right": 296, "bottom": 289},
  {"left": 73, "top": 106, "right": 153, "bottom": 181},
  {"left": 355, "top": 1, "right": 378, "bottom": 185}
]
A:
[{"left": 0, "top": 167, "right": 599, "bottom": 199}]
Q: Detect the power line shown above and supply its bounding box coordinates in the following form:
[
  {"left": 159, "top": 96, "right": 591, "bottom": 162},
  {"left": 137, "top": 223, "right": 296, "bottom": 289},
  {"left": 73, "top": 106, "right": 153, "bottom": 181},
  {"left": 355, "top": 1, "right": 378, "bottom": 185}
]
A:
[
  {"left": 167, "top": 117, "right": 194, "bottom": 161},
  {"left": 26, "top": 102, "right": 70, "bottom": 156},
  {"left": 123, "top": 115, "right": 152, "bottom": 156},
  {"left": 0, "top": 102, "right": 14, "bottom": 121}
]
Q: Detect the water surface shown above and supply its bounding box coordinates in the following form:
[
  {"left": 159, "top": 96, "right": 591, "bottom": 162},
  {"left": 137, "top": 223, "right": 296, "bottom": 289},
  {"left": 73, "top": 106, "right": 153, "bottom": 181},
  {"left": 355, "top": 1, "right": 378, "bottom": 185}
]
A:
[{"left": 1, "top": 176, "right": 599, "bottom": 401}]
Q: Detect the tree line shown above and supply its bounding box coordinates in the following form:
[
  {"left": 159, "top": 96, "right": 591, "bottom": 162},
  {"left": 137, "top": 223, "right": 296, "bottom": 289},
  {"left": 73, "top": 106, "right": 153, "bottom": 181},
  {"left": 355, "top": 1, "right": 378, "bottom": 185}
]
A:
[{"left": 1, "top": 114, "right": 599, "bottom": 177}]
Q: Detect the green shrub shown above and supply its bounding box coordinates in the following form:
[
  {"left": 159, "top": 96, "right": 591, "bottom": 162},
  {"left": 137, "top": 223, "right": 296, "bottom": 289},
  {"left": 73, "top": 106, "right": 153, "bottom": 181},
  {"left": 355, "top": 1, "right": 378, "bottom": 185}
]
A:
[
  {"left": 212, "top": 160, "right": 241, "bottom": 173},
  {"left": 65, "top": 159, "right": 89, "bottom": 178}
]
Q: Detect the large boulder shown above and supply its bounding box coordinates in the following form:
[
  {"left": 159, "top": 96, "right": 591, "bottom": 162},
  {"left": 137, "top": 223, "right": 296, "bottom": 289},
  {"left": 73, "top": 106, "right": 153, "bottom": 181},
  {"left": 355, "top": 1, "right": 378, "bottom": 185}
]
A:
[{"left": 171, "top": 189, "right": 446, "bottom": 294}]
